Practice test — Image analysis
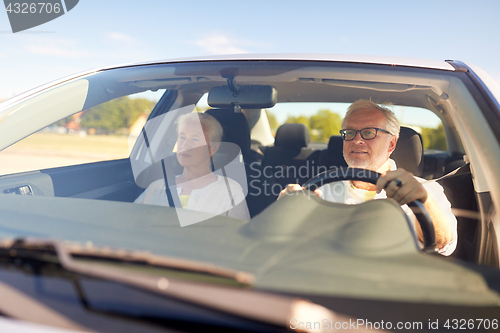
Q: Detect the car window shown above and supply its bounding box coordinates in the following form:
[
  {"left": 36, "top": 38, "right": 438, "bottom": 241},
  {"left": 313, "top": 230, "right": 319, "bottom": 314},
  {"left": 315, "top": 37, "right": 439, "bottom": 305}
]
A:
[
  {"left": 267, "top": 102, "right": 446, "bottom": 150},
  {"left": 394, "top": 106, "right": 447, "bottom": 151},
  {"left": 0, "top": 90, "right": 163, "bottom": 176}
]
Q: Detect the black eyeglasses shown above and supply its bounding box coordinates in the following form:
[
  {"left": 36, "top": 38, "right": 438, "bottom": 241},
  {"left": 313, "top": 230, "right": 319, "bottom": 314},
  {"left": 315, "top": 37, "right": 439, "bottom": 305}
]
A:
[{"left": 339, "top": 127, "right": 392, "bottom": 141}]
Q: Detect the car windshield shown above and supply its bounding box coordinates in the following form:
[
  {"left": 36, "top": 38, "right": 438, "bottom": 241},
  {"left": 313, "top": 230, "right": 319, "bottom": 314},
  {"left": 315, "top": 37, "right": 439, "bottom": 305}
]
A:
[{"left": 0, "top": 60, "right": 498, "bottom": 309}]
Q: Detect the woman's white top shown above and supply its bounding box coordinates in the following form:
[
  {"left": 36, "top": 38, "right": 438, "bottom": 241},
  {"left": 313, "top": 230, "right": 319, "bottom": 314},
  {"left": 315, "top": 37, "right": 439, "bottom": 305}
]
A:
[{"left": 134, "top": 175, "right": 250, "bottom": 221}]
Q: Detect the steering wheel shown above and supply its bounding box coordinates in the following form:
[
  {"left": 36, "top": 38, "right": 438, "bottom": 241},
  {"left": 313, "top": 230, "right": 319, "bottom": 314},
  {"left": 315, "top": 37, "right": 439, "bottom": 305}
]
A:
[{"left": 302, "top": 167, "right": 437, "bottom": 253}]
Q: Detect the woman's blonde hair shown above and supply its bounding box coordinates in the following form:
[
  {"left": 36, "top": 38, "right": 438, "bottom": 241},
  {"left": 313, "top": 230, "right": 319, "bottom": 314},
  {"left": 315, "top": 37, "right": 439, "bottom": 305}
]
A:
[{"left": 176, "top": 112, "right": 223, "bottom": 143}]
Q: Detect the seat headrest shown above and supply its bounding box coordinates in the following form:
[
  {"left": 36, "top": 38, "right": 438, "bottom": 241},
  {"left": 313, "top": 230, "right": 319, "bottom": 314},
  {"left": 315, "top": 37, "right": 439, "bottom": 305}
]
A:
[
  {"left": 327, "top": 135, "right": 344, "bottom": 156},
  {"left": 391, "top": 127, "right": 424, "bottom": 177},
  {"left": 274, "top": 123, "right": 310, "bottom": 149},
  {"left": 322, "top": 135, "right": 348, "bottom": 168},
  {"left": 204, "top": 108, "right": 251, "bottom": 158}
]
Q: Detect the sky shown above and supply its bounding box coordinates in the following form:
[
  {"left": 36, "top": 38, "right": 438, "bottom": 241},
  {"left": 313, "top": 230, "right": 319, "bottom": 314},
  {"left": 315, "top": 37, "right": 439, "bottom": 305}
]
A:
[{"left": 1, "top": 0, "right": 499, "bottom": 107}]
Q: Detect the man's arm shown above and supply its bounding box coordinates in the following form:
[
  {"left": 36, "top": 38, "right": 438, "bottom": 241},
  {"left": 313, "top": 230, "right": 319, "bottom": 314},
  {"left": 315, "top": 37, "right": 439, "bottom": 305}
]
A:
[{"left": 376, "top": 168, "right": 456, "bottom": 252}]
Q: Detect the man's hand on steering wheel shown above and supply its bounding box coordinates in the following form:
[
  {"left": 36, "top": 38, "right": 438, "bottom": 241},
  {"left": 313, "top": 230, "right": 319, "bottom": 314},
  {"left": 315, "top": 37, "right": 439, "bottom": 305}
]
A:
[
  {"left": 376, "top": 168, "right": 428, "bottom": 206},
  {"left": 277, "top": 184, "right": 323, "bottom": 200},
  {"left": 294, "top": 167, "right": 437, "bottom": 253},
  {"left": 278, "top": 168, "right": 429, "bottom": 206}
]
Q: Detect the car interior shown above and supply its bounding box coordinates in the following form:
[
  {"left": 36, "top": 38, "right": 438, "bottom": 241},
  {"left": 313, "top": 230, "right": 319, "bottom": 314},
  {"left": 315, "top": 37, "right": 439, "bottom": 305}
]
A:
[{"left": 0, "top": 61, "right": 496, "bottom": 270}]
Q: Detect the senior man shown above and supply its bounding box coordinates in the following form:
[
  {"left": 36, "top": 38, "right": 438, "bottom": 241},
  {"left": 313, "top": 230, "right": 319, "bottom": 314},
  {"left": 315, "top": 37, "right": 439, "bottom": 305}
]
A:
[{"left": 278, "top": 100, "right": 457, "bottom": 255}]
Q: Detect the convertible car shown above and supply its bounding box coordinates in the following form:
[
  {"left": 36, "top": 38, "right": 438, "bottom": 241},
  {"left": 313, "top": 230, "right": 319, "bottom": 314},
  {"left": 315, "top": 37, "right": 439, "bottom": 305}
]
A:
[{"left": 0, "top": 55, "right": 499, "bottom": 332}]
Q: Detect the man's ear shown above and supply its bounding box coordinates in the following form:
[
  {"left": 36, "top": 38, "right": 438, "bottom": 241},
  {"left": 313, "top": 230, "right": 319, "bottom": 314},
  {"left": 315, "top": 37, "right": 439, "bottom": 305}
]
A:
[{"left": 388, "top": 135, "right": 397, "bottom": 154}]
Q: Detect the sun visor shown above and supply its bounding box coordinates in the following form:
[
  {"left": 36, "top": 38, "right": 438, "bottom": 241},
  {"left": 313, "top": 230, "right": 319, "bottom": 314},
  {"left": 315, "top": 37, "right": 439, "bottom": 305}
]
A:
[{"left": 208, "top": 85, "right": 277, "bottom": 109}]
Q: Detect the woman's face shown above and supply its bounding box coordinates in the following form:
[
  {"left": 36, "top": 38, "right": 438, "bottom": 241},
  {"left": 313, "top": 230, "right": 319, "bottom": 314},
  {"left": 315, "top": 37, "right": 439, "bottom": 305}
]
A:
[{"left": 176, "top": 120, "right": 217, "bottom": 168}]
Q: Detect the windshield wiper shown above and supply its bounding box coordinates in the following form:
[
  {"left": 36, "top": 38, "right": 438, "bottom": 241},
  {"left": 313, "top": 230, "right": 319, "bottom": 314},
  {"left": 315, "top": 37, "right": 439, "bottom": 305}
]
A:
[
  {"left": 0, "top": 238, "right": 341, "bottom": 332},
  {"left": 1, "top": 237, "right": 254, "bottom": 286}
]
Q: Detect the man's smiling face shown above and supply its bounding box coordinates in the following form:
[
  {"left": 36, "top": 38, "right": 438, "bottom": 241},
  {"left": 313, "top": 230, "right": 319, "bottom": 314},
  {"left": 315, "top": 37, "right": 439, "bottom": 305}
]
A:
[{"left": 342, "top": 108, "right": 397, "bottom": 171}]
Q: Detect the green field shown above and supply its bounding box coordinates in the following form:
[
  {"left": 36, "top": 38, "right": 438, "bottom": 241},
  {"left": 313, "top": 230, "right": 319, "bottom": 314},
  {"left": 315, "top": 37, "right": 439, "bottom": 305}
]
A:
[{"left": 4, "top": 132, "right": 131, "bottom": 159}]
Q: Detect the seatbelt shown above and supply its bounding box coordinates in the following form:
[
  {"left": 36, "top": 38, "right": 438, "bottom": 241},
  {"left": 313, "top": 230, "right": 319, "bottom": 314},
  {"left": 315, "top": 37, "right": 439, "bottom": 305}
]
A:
[
  {"left": 161, "top": 159, "right": 176, "bottom": 208},
  {"left": 141, "top": 128, "right": 177, "bottom": 208},
  {"left": 433, "top": 162, "right": 481, "bottom": 220},
  {"left": 434, "top": 162, "right": 471, "bottom": 182},
  {"left": 209, "top": 143, "right": 236, "bottom": 209}
]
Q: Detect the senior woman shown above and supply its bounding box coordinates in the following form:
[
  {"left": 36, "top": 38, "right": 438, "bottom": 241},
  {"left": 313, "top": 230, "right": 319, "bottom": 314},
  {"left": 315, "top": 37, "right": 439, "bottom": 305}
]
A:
[{"left": 134, "top": 112, "right": 250, "bottom": 220}]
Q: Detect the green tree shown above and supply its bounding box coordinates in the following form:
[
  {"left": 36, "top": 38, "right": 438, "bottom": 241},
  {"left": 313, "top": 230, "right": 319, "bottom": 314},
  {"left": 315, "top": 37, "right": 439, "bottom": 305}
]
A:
[
  {"left": 420, "top": 124, "right": 447, "bottom": 150},
  {"left": 285, "top": 115, "right": 310, "bottom": 132},
  {"left": 309, "top": 109, "right": 342, "bottom": 142},
  {"left": 80, "top": 97, "right": 154, "bottom": 134}
]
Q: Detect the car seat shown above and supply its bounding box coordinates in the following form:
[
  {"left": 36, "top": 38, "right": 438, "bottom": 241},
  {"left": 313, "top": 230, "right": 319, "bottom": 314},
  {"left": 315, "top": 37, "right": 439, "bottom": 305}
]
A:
[
  {"left": 317, "top": 135, "right": 348, "bottom": 170},
  {"left": 254, "top": 124, "right": 317, "bottom": 209},
  {"left": 204, "top": 108, "right": 262, "bottom": 217},
  {"left": 391, "top": 127, "right": 424, "bottom": 177}
]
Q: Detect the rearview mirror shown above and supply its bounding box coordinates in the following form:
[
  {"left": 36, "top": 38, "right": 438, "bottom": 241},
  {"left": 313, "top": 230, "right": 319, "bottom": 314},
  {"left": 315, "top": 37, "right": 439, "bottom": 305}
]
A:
[{"left": 208, "top": 85, "right": 277, "bottom": 109}]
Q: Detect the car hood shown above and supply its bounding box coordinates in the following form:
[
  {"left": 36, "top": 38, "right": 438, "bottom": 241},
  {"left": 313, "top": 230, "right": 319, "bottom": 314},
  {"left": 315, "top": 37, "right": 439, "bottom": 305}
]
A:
[{"left": 0, "top": 192, "right": 498, "bottom": 307}]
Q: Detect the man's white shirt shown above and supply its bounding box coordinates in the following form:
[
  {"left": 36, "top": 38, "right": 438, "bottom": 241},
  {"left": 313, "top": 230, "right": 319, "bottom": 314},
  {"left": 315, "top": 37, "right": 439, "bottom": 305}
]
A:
[{"left": 319, "top": 159, "right": 458, "bottom": 255}]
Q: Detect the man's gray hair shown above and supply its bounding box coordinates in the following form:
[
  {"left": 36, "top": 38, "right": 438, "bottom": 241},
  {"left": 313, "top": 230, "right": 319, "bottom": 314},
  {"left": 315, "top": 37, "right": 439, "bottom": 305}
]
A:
[
  {"left": 176, "top": 112, "right": 223, "bottom": 143},
  {"left": 342, "top": 100, "right": 400, "bottom": 139}
]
